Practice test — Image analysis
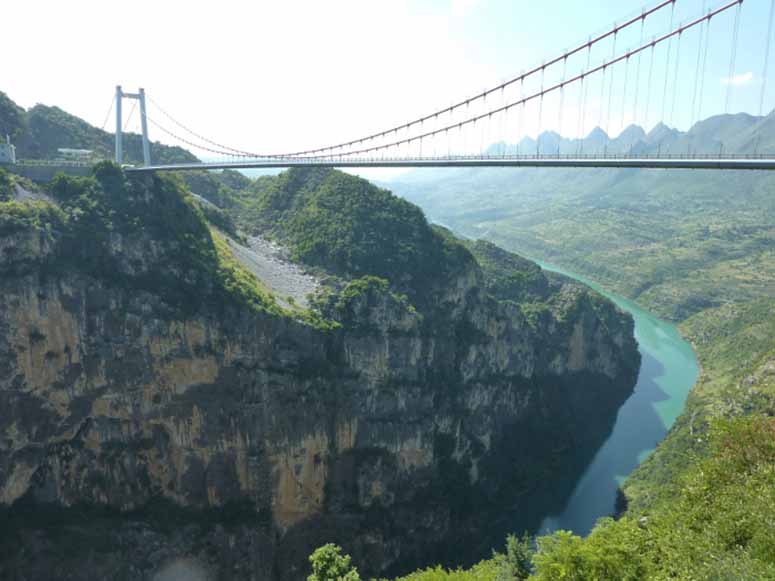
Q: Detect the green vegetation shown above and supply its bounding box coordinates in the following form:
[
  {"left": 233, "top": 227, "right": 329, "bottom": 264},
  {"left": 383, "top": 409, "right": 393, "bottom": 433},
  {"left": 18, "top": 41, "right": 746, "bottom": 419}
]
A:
[
  {"left": 0, "top": 91, "right": 195, "bottom": 165},
  {"left": 310, "top": 293, "right": 772, "bottom": 580},
  {"left": 310, "top": 412, "right": 775, "bottom": 580},
  {"left": 463, "top": 239, "right": 548, "bottom": 304},
  {"left": 0, "top": 91, "right": 26, "bottom": 142},
  {"left": 0, "top": 168, "right": 12, "bottom": 201},
  {"left": 239, "top": 168, "right": 475, "bottom": 305},
  {"left": 308, "top": 544, "right": 361, "bottom": 581},
  {"left": 0, "top": 162, "right": 296, "bottom": 320},
  {"left": 0, "top": 199, "right": 65, "bottom": 237},
  {"left": 389, "top": 126, "right": 775, "bottom": 321},
  {"left": 624, "top": 297, "right": 775, "bottom": 512}
]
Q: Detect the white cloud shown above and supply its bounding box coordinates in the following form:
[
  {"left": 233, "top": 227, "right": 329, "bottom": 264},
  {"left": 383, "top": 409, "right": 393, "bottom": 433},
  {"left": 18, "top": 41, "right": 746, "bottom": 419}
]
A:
[{"left": 721, "top": 72, "right": 754, "bottom": 86}]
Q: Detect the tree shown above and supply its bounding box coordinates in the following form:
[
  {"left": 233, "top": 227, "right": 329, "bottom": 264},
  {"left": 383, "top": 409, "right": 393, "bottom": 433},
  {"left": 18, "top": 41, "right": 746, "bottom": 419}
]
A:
[
  {"left": 308, "top": 544, "right": 361, "bottom": 581},
  {"left": 494, "top": 534, "right": 534, "bottom": 581}
]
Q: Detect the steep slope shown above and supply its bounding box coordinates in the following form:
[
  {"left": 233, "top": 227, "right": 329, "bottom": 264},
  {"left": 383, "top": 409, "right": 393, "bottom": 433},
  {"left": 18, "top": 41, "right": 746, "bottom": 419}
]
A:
[
  {"left": 0, "top": 165, "right": 639, "bottom": 580},
  {"left": 375, "top": 297, "right": 775, "bottom": 581}
]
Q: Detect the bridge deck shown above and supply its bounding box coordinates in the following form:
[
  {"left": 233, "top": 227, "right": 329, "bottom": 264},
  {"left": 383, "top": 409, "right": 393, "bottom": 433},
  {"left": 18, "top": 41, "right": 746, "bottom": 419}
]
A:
[{"left": 126, "top": 155, "right": 775, "bottom": 172}]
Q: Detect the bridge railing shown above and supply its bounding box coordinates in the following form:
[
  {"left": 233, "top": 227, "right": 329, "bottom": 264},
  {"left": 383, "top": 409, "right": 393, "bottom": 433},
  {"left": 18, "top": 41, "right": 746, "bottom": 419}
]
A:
[
  {"left": 210, "top": 152, "right": 775, "bottom": 163},
  {"left": 13, "top": 158, "right": 100, "bottom": 168}
]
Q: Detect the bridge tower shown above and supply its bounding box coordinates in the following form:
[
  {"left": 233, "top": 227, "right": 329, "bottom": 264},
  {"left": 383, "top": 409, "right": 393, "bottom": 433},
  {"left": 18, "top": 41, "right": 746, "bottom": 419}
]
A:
[{"left": 114, "top": 86, "right": 151, "bottom": 166}]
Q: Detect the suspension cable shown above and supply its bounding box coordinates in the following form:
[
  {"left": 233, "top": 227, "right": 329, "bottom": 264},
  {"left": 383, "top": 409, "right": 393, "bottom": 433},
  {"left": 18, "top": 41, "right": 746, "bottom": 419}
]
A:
[
  {"left": 559, "top": 56, "right": 568, "bottom": 145},
  {"left": 307, "top": 0, "right": 741, "bottom": 161},
  {"left": 123, "top": 100, "right": 137, "bottom": 132},
  {"left": 644, "top": 42, "right": 656, "bottom": 130},
  {"left": 632, "top": 17, "right": 646, "bottom": 127},
  {"left": 690, "top": 2, "right": 707, "bottom": 129},
  {"left": 661, "top": 1, "right": 676, "bottom": 123},
  {"left": 538, "top": 65, "right": 545, "bottom": 154},
  {"left": 606, "top": 31, "right": 618, "bottom": 139},
  {"left": 145, "top": 116, "right": 248, "bottom": 158},
  {"left": 621, "top": 54, "right": 630, "bottom": 134},
  {"left": 697, "top": 7, "right": 713, "bottom": 123},
  {"left": 669, "top": 30, "right": 683, "bottom": 126},
  {"left": 579, "top": 41, "right": 592, "bottom": 154},
  {"left": 271, "top": 0, "right": 676, "bottom": 158},
  {"left": 761, "top": 0, "right": 775, "bottom": 116},
  {"left": 100, "top": 96, "right": 115, "bottom": 132},
  {"left": 147, "top": 95, "right": 262, "bottom": 157},
  {"left": 725, "top": 1, "right": 743, "bottom": 114}
]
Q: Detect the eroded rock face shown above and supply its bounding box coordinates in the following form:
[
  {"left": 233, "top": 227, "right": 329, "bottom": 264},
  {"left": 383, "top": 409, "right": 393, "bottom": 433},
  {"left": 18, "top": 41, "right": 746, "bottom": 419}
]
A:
[{"left": 0, "top": 227, "right": 639, "bottom": 580}]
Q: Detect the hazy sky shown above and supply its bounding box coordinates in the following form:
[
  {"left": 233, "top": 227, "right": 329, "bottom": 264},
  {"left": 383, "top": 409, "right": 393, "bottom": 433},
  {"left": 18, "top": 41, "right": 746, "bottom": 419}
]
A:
[{"left": 3, "top": 0, "right": 774, "bottom": 167}]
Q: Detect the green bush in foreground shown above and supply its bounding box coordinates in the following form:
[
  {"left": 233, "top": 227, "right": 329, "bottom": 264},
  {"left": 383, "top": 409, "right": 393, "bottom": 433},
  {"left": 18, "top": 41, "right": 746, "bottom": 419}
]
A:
[{"left": 309, "top": 544, "right": 361, "bottom": 581}]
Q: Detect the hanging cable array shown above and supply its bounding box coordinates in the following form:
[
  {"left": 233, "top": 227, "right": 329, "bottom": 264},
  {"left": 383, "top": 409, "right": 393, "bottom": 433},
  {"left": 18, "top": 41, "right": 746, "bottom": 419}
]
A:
[
  {"left": 129, "top": 0, "right": 757, "bottom": 167},
  {"left": 304, "top": 0, "right": 741, "bottom": 161},
  {"left": 268, "top": 0, "right": 677, "bottom": 159}
]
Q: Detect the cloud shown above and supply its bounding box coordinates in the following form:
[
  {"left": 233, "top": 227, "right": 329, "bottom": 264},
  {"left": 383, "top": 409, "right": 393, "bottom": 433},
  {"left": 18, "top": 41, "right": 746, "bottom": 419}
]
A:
[{"left": 721, "top": 72, "right": 754, "bottom": 86}]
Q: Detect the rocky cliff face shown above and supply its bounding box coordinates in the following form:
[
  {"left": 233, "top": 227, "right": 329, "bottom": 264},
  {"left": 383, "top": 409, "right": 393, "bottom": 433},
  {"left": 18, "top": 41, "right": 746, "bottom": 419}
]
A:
[{"left": 0, "top": 167, "right": 640, "bottom": 580}]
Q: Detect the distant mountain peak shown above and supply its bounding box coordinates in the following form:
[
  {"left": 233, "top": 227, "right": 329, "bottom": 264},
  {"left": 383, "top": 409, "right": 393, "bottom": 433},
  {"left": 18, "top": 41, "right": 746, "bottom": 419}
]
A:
[{"left": 617, "top": 124, "right": 646, "bottom": 141}]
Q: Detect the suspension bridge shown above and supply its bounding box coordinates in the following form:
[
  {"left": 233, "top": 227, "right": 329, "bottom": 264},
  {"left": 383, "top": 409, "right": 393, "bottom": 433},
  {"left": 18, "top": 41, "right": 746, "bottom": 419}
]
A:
[{"left": 93, "top": 0, "right": 775, "bottom": 171}]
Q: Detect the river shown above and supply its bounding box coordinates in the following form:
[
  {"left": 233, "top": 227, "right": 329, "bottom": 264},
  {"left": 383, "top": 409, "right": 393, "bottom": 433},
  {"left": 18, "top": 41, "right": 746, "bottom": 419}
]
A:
[{"left": 534, "top": 259, "right": 700, "bottom": 536}]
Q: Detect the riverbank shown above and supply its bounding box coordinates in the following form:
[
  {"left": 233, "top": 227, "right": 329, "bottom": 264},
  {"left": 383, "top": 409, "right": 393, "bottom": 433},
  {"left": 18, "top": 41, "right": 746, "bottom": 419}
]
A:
[{"left": 533, "top": 259, "right": 700, "bottom": 535}]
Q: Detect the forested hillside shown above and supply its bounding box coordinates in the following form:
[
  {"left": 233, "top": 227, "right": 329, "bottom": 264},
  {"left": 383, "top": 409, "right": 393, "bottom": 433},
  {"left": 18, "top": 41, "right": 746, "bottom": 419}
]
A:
[
  {"left": 388, "top": 113, "right": 775, "bottom": 321},
  {"left": 0, "top": 91, "right": 196, "bottom": 165}
]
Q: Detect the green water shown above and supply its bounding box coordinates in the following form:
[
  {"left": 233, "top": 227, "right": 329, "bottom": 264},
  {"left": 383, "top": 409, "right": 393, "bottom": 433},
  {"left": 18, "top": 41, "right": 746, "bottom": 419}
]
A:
[{"left": 535, "top": 259, "right": 700, "bottom": 536}]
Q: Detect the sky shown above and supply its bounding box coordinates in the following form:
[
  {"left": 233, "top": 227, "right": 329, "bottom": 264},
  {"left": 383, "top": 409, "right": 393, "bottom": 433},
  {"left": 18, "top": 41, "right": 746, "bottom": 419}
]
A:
[{"left": 2, "top": 0, "right": 774, "bottom": 178}]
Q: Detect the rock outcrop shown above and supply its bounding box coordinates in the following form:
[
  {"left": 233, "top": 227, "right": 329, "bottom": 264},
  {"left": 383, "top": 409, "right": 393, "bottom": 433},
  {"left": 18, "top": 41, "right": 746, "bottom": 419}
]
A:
[{"left": 0, "top": 166, "right": 640, "bottom": 580}]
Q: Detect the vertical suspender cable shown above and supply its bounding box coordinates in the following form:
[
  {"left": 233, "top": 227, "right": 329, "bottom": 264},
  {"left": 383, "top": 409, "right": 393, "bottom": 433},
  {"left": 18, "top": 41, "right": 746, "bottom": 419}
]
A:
[
  {"left": 661, "top": 2, "right": 676, "bottom": 124},
  {"left": 760, "top": 0, "right": 775, "bottom": 116},
  {"left": 690, "top": 2, "right": 707, "bottom": 130},
  {"left": 697, "top": 12, "right": 712, "bottom": 124},
  {"left": 577, "top": 75, "right": 586, "bottom": 154},
  {"left": 498, "top": 89, "right": 509, "bottom": 157},
  {"left": 669, "top": 30, "right": 683, "bottom": 127},
  {"left": 517, "top": 77, "right": 524, "bottom": 155},
  {"left": 632, "top": 17, "right": 646, "bottom": 131},
  {"left": 621, "top": 55, "right": 630, "bottom": 137},
  {"left": 537, "top": 65, "right": 545, "bottom": 155},
  {"left": 725, "top": 1, "right": 742, "bottom": 114},
  {"left": 559, "top": 56, "right": 568, "bottom": 152},
  {"left": 606, "top": 31, "right": 618, "bottom": 143},
  {"left": 579, "top": 41, "right": 592, "bottom": 154},
  {"left": 645, "top": 41, "right": 656, "bottom": 131},
  {"left": 599, "top": 63, "right": 608, "bottom": 135}
]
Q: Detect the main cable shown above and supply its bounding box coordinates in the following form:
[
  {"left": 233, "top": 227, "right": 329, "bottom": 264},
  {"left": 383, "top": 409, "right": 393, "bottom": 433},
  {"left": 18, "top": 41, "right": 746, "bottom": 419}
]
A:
[
  {"left": 147, "top": 95, "right": 264, "bottom": 157},
  {"left": 273, "top": 0, "right": 676, "bottom": 158},
  {"left": 307, "top": 0, "right": 742, "bottom": 160}
]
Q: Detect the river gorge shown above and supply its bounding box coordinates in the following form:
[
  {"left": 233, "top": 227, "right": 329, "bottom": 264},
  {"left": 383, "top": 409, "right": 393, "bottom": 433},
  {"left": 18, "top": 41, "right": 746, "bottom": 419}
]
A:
[{"left": 533, "top": 260, "right": 699, "bottom": 536}]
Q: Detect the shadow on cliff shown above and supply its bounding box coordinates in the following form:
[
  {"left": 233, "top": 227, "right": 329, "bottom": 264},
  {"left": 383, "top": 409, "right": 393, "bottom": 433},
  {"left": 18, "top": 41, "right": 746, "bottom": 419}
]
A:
[{"left": 473, "top": 350, "right": 672, "bottom": 557}]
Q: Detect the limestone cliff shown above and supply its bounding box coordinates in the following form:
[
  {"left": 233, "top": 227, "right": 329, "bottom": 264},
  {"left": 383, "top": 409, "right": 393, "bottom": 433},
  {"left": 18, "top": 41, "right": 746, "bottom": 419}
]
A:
[{"left": 0, "top": 165, "right": 640, "bottom": 580}]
